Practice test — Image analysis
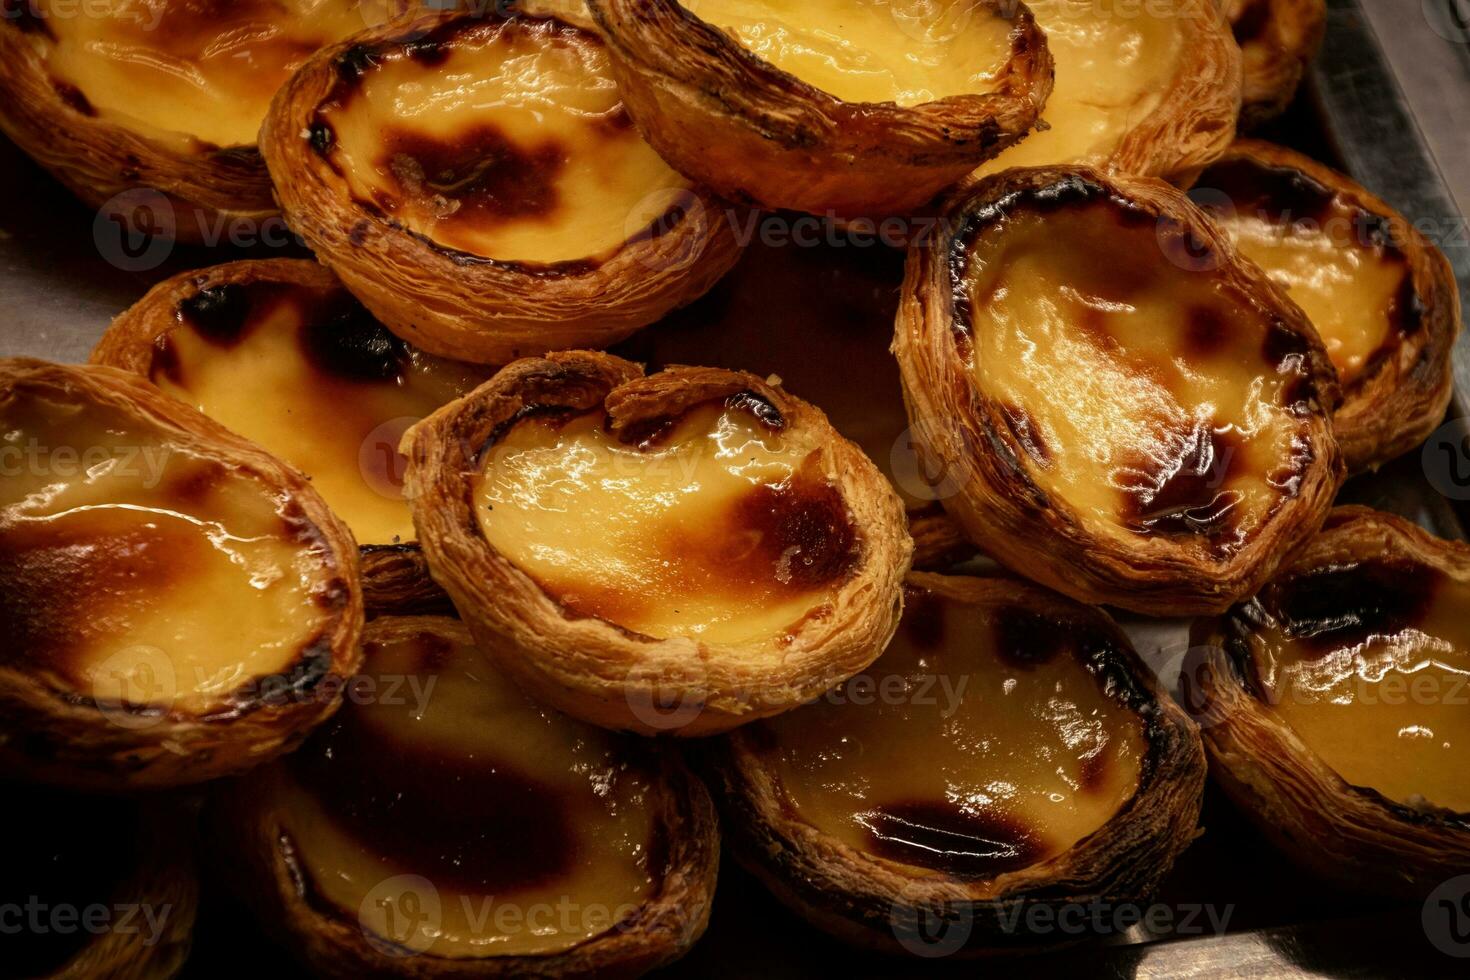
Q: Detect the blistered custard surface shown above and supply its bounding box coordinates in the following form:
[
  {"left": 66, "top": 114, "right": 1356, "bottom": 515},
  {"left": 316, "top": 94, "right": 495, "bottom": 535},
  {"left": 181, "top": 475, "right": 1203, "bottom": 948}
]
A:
[
  {"left": 975, "top": 0, "right": 1182, "bottom": 173},
  {"left": 959, "top": 189, "right": 1318, "bottom": 556},
  {"left": 28, "top": 0, "right": 379, "bottom": 149},
  {"left": 274, "top": 623, "right": 661, "bottom": 957},
  {"left": 476, "top": 399, "right": 859, "bottom": 644},
  {"left": 762, "top": 588, "right": 1146, "bottom": 878},
  {"left": 318, "top": 17, "right": 690, "bottom": 264},
  {"left": 1240, "top": 559, "right": 1470, "bottom": 813},
  {"left": 1199, "top": 158, "right": 1418, "bottom": 388},
  {"left": 694, "top": 0, "right": 1015, "bottom": 106},
  {"left": 0, "top": 386, "right": 337, "bottom": 711},
  {"left": 148, "top": 280, "right": 486, "bottom": 546}
]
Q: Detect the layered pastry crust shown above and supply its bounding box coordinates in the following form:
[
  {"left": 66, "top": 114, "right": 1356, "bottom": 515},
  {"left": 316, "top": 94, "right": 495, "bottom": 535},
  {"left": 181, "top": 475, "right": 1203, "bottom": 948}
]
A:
[
  {"left": 93, "top": 259, "right": 487, "bottom": 614},
  {"left": 0, "top": 359, "right": 363, "bottom": 790},
  {"left": 260, "top": 8, "right": 742, "bottom": 364},
  {"left": 1191, "top": 507, "right": 1470, "bottom": 897},
  {"left": 970, "top": 0, "right": 1240, "bottom": 183},
  {"left": 1227, "top": 0, "right": 1326, "bottom": 126},
  {"left": 402, "top": 350, "right": 912, "bottom": 735},
  {"left": 707, "top": 573, "right": 1206, "bottom": 954},
  {"left": 0, "top": 0, "right": 410, "bottom": 243},
  {"left": 214, "top": 616, "right": 719, "bottom": 978},
  {"left": 894, "top": 168, "right": 1343, "bottom": 616},
  {"left": 1195, "top": 141, "right": 1461, "bottom": 472},
  {"left": 584, "top": 0, "right": 1054, "bottom": 217}
]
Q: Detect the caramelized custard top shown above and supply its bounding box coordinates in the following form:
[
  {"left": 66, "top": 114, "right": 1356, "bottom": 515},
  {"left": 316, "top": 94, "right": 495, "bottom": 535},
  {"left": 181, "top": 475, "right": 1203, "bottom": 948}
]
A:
[
  {"left": 273, "top": 622, "right": 662, "bottom": 957},
  {"left": 146, "top": 278, "right": 488, "bottom": 546},
  {"left": 476, "top": 396, "right": 860, "bottom": 644},
  {"left": 314, "top": 15, "right": 691, "bottom": 264},
  {"left": 1231, "top": 558, "right": 1470, "bottom": 812},
  {"left": 0, "top": 382, "right": 342, "bottom": 711},
  {"left": 693, "top": 0, "right": 1015, "bottom": 106},
  {"left": 24, "top": 0, "right": 379, "bottom": 148},
  {"left": 956, "top": 180, "right": 1322, "bottom": 557},
  {"left": 975, "top": 0, "right": 1184, "bottom": 174},
  {"left": 1196, "top": 156, "right": 1420, "bottom": 388},
  {"left": 760, "top": 585, "right": 1147, "bottom": 879}
]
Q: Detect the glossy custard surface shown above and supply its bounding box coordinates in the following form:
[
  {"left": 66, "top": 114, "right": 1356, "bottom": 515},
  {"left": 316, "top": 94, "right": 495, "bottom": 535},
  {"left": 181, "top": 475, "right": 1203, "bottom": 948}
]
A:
[
  {"left": 762, "top": 587, "right": 1146, "bottom": 878},
  {"left": 696, "top": 0, "right": 1015, "bottom": 106},
  {"left": 476, "top": 399, "right": 859, "bottom": 644},
  {"left": 30, "top": 0, "right": 380, "bottom": 148},
  {"left": 275, "top": 623, "right": 661, "bottom": 957},
  {"left": 148, "top": 280, "right": 488, "bottom": 546},
  {"left": 975, "top": 0, "right": 1183, "bottom": 174},
  {"left": 1198, "top": 158, "right": 1418, "bottom": 388},
  {"left": 1241, "top": 559, "right": 1470, "bottom": 812},
  {"left": 0, "top": 385, "right": 338, "bottom": 711},
  {"left": 960, "top": 189, "right": 1319, "bottom": 556},
  {"left": 319, "top": 17, "right": 689, "bottom": 263}
]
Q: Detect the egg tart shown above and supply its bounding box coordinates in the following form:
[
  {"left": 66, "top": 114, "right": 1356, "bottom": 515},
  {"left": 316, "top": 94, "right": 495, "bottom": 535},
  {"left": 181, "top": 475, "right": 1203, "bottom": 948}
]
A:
[
  {"left": 1226, "top": 0, "right": 1326, "bottom": 127},
  {"left": 1190, "top": 506, "right": 1470, "bottom": 897},
  {"left": 0, "top": 360, "right": 363, "bottom": 790},
  {"left": 213, "top": 616, "right": 718, "bottom": 977},
  {"left": 8, "top": 787, "right": 197, "bottom": 979},
  {"left": 583, "top": 0, "right": 1054, "bottom": 218},
  {"left": 894, "top": 168, "right": 1343, "bottom": 617},
  {"left": 93, "top": 259, "right": 490, "bottom": 615},
  {"left": 260, "top": 8, "right": 741, "bottom": 365},
  {"left": 402, "top": 350, "right": 912, "bottom": 735},
  {"left": 706, "top": 572, "right": 1206, "bottom": 954},
  {"left": 971, "top": 0, "right": 1240, "bottom": 183},
  {"left": 1193, "top": 141, "right": 1461, "bottom": 472},
  {"left": 0, "top": 0, "right": 411, "bottom": 244}
]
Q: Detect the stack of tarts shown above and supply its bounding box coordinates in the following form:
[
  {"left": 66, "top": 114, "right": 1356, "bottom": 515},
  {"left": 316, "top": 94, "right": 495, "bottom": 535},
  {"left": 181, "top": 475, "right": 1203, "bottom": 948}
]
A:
[{"left": 0, "top": 0, "right": 1465, "bottom": 975}]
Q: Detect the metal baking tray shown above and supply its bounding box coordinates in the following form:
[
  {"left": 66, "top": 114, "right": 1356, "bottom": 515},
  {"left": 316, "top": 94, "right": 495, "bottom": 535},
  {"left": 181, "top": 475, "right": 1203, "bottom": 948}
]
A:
[{"left": 2, "top": 0, "right": 1466, "bottom": 975}]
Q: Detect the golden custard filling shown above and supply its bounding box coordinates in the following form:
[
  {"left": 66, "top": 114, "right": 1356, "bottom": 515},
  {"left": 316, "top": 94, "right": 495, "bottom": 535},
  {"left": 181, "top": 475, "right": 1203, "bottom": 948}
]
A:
[
  {"left": 272, "top": 622, "right": 661, "bottom": 958},
  {"left": 1198, "top": 158, "right": 1419, "bottom": 388},
  {"left": 317, "top": 16, "right": 690, "bottom": 264},
  {"left": 1241, "top": 559, "right": 1470, "bottom": 813},
  {"left": 147, "top": 280, "right": 487, "bottom": 547},
  {"left": 695, "top": 0, "right": 1016, "bottom": 106},
  {"left": 25, "top": 0, "right": 384, "bottom": 149},
  {"left": 0, "top": 387, "right": 339, "bottom": 712},
  {"left": 761, "top": 587, "right": 1146, "bottom": 878},
  {"left": 975, "top": 0, "right": 1183, "bottom": 174},
  {"left": 960, "top": 187, "right": 1318, "bottom": 555},
  {"left": 476, "top": 398, "right": 860, "bottom": 644}
]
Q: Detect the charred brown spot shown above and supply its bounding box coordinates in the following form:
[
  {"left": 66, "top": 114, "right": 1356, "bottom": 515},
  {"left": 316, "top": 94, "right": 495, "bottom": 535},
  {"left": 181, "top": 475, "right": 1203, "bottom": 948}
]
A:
[
  {"left": 1079, "top": 751, "right": 1112, "bottom": 794},
  {"left": 725, "top": 390, "right": 785, "bottom": 430},
  {"left": 1198, "top": 158, "right": 1338, "bottom": 229},
  {"left": 615, "top": 412, "right": 686, "bottom": 452},
  {"left": 999, "top": 403, "right": 1050, "bottom": 464},
  {"left": 900, "top": 587, "right": 947, "bottom": 651},
  {"left": 297, "top": 293, "right": 410, "bottom": 383},
  {"left": 733, "top": 471, "right": 859, "bottom": 591},
  {"left": 52, "top": 81, "right": 95, "bottom": 117},
  {"left": 991, "top": 607, "right": 1077, "bottom": 669},
  {"left": 308, "top": 120, "right": 335, "bottom": 156},
  {"left": 177, "top": 282, "right": 266, "bottom": 347},
  {"left": 1263, "top": 322, "right": 1320, "bottom": 415},
  {"left": 1119, "top": 422, "right": 1245, "bottom": 542},
  {"left": 1185, "top": 307, "right": 1232, "bottom": 359},
  {"left": 856, "top": 801, "right": 1044, "bottom": 878},
  {"left": 1258, "top": 559, "right": 1441, "bottom": 656}
]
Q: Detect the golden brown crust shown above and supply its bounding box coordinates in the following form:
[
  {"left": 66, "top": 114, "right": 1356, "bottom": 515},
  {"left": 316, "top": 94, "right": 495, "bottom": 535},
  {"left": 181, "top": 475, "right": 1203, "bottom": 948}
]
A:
[
  {"left": 1189, "top": 506, "right": 1470, "bottom": 897},
  {"left": 1227, "top": 0, "right": 1326, "bottom": 128},
  {"left": 584, "top": 0, "right": 1055, "bottom": 218},
  {"left": 907, "top": 504, "right": 978, "bottom": 571},
  {"left": 402, "top": 350, "right": 913, "bottom": 736},
  {"left": 705, "top": 572, "right": 1206, "bottom": 955},
  {"left": 0, "top": 359, "right": 364, "bottom": 791},
  {"left": 259, "top": 8, "right": 743, "bottom": 365},
  {"left": 210, "top": 615, "right": 721, "bottom": 979},
  {"left": 893, "top": 166, "right": 1344, "bottom": 617},
  {"left": 1209, "top": 140, "right": 1461, "bottom": 472}
]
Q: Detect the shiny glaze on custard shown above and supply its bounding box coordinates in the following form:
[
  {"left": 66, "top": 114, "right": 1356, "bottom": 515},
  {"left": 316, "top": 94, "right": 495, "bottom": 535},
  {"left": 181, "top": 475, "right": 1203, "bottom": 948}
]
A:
[
  {"left": 975, "top": 0, "right": 1183, "bottom": 174},
  {"left": 476, "top": 396, "right": 860, "bottom": 644},
  {"left": 1196, "top": 156, "right": 1420, "bottom": 389},
  {"left": 692, "top": 0, "right": 1016, "bottom": 106},
  {"left": 759, "top": 586, "right": 1147, "bottom": 878},
  {"left": 313, "top": 15, "right": 691, "bottom": 265},
  {"left": 1227, "top": 559, "right": 1470, "bottom": 812},
  {"left": 0, "top": 384, "right": 343, "bottom": 712},
  {"left": 955, "top": 179, "right": 1322, "bottom": 556},
  {"left": 19, "top": 0, "right": 382, "bottom": 149},
  {"left": 146, "top": 279, "right": 487, "bottom": 546},
  {"left": 270, "top": 621, "right": 663, "bottom": 957}
]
